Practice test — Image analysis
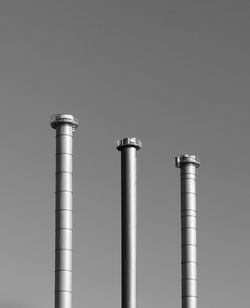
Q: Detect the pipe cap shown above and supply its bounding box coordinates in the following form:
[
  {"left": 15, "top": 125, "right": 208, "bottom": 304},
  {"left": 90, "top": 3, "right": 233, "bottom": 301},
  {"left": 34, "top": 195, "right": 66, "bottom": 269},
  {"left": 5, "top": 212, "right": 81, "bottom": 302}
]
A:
[
  {"left": 175, "top": 154, "right": 200, "bottom": 168},
  {"left": 50, "top": 114, "right": 78, "bottom": 132},
  {"left": 116, "top": 137, "right": 142, "bottom": 151}
]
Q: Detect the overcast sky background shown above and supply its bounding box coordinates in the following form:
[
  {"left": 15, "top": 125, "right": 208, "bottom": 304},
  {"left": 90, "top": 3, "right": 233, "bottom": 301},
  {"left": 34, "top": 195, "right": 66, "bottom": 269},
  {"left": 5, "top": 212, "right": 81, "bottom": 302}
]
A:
[{"left": 0, "top": 1, "right": 250, "bottom": 307}]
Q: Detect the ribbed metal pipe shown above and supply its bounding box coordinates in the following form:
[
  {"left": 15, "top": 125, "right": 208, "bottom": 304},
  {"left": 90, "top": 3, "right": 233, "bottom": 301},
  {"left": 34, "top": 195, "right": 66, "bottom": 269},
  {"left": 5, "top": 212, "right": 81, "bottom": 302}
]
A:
[
  {"left": 176, "top": 155, "right": 200, "bottom": 308},
  {"left": 51, "top": 114, "right": 78, "bottom": 308},
  {"left": 117, "top": 138, "right": 142, "bottom": 308}
]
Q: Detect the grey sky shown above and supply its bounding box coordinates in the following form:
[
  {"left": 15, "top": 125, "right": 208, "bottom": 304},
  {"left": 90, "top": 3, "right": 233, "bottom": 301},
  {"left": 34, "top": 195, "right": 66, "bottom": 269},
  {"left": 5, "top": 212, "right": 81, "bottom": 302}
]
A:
[{"left": 0, "top": 1, "right": 249, "bottom": 307}]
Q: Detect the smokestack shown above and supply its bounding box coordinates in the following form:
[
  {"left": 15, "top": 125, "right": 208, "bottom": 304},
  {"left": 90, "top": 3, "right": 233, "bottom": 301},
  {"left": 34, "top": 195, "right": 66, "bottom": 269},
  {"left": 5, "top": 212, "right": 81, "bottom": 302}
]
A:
[
  {"left": 50, "top": 114, "right": 78, "bottom": 308},
  {"left": 175, "top": 155, "right": 200, "bottom": 308},
  {"left": 116, "top": 138, "right": 142, "bottom": 308}
]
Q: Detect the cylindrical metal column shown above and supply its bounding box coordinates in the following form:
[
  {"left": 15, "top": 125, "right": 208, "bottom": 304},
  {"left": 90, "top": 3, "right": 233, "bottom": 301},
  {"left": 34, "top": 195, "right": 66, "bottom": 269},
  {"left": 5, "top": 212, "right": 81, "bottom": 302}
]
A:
[
  {"left": 175, "top": 155, "right": 200, "bottom": 308},
  {"left": 117, "top": 138, "right": 142, "bottom": 308},
  {"left": 50, "top": 114, "right": 78, "bottom": 308}
]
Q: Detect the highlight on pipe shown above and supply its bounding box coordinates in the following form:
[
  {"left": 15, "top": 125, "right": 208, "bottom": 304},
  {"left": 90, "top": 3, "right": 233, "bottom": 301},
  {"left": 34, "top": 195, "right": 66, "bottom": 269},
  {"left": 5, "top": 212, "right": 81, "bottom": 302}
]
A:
[
  {"left": 50, "top": 114, "right": 79, "bottom": 132},
  {"left": 175, "top": 154, "right": 200, "bottom": 168},
  {"left": 116, "top": 137, "right": 142, "bottom": 151}
]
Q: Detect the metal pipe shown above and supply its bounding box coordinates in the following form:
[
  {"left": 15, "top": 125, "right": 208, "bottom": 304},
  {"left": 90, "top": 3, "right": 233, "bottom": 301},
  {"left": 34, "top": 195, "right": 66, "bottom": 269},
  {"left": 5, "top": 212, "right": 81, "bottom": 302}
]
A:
[
  {"left": 175, "top": 155, "right": 200, "bottom": 308},
  {"left": 117, "top": 138, "right": 142, "bottom": 308},
  {"left": 50, "top": 114, "right": 78, "bottom": 308}
]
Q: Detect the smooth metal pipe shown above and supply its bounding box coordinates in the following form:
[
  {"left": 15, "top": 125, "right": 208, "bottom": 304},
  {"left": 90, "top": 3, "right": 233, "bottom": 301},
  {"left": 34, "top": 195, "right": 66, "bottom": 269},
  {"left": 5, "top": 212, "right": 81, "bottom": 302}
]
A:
[
  {"left": 117, "top": 138, "right": 142, "bottom": 308},
  {"left": 50, "top": 114, "right": 78, "bottom": 308},
  {"left": 175, "top": 155, "right": 200, "bottom": 308}
]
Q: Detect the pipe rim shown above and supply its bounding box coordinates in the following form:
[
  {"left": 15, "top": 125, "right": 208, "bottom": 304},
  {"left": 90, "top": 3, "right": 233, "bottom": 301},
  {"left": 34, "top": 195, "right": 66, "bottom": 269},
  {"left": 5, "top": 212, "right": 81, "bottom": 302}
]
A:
[
  {"left": 50, "top": 114, "right": 78, "bottom": 130},
  {"left": 116, "top": 137, "right": 142, "bottom": 150},
  {"left": 175, "top": 154, "right": 200, "bottom": 168}
]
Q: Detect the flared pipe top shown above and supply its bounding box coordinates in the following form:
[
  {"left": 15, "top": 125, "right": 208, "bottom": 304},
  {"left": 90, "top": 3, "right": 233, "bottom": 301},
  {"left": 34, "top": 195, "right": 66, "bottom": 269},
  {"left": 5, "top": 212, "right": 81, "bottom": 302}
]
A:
[
  {"left": 50, "top": 114, "right": 78, "bottom": 132},
  {"left": 116, "top": 138, "right": 142, "bottom": 151},
  {"left": 175, "top": 154, "right": 200, "bottom": 168}
]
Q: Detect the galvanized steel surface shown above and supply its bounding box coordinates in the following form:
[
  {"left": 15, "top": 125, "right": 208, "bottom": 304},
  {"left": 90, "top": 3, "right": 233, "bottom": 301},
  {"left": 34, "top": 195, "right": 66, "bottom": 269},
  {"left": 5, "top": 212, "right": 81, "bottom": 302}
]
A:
[
  {"left": 51, "top": 114, "right": 78, "bottom": 308},
  {"left": 117, "top": 138, "right": 141, "bottom": 308},
  {"left": 176, "top": 155, "right": 200, "bottom": 308}
]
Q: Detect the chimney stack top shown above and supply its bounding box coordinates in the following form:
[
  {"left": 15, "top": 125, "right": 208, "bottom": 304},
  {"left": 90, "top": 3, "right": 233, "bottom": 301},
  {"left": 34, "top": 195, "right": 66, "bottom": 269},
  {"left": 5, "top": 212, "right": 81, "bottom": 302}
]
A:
[
  {"left": 175, "top": 154, "right": 200, "bottom": 168},
  {"left": 50, "top": 114, "right": 78, "bottom": 131},
  {"left": 116, "top": 137, "right": 142, "bottom": 151}
]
